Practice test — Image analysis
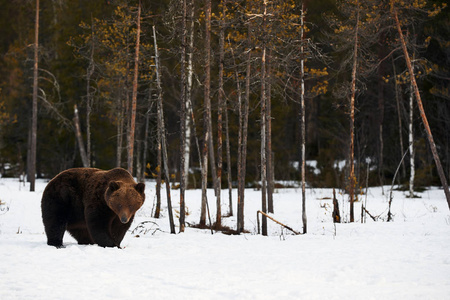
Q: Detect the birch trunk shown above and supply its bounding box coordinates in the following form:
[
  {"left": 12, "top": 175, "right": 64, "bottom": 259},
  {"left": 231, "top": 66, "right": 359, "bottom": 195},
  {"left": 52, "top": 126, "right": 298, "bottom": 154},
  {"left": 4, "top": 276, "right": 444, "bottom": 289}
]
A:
[
  {"left": 183, "top": 0, "right": 195, "bottom": 189},
  {"left": 300, "top": 4, "right": 307, "bottom": 233}
]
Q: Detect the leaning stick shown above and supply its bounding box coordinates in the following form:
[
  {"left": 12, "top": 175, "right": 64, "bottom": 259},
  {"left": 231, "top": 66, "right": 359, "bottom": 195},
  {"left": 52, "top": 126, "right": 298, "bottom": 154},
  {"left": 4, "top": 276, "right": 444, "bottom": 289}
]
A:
[{"left": 257, "top": 210, "right": 301, "bottom": 235}]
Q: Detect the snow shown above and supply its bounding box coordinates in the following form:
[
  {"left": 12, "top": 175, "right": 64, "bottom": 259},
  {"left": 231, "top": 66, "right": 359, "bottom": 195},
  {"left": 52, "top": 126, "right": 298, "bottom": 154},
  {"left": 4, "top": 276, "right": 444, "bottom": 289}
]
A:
[{"left": 1, "top": 178, "right": 449, "bottom": 299}]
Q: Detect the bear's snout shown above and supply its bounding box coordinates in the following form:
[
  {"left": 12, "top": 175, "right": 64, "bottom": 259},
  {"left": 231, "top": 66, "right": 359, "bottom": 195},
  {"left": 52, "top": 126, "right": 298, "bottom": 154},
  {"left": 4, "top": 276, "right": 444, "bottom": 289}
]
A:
[{"left": 120, "top": 214, "right": 130, "bottom": 224}]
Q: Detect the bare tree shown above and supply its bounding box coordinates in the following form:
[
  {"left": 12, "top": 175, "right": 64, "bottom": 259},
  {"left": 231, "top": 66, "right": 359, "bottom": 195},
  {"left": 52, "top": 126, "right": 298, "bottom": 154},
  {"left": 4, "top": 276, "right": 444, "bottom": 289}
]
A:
[{"left": 29, "top": 0, "right": 39, "bottom": 192}]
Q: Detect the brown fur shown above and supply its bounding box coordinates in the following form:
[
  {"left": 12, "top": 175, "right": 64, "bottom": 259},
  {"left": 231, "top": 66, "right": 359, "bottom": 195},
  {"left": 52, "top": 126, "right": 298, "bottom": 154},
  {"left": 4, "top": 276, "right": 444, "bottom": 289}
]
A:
[{"left": 41, "top": 168, "right": 145, "bottom": 248}]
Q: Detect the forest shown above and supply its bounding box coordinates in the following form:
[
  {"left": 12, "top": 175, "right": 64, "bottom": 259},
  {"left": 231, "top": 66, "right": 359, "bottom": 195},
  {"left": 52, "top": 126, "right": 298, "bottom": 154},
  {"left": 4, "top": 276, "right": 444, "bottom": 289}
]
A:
[{"left": 1, "top": 0, "right": 449, "bottom": 228}]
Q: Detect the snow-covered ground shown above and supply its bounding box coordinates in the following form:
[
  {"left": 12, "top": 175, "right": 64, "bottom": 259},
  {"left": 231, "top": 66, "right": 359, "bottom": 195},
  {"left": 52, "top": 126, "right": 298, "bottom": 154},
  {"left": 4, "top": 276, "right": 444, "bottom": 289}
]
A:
[{"left": 0, "top": 178, "right": 449, "bottom": 299}]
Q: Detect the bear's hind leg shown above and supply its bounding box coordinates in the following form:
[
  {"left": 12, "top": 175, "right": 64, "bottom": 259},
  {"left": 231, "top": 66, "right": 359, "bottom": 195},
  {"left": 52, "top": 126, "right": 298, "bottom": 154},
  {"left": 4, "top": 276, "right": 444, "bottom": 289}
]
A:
[
  {"left": 44, "top": 221, "right": 66, "bottom": 248},
  {"left": 42, "top": 197, "right": 69, "bottom": 248}
]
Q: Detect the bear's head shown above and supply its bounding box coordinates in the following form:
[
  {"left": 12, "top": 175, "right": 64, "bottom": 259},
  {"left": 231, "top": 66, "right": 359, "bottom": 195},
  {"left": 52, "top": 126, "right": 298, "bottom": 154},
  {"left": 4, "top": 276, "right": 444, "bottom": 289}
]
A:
[{"left": 105, "top": 181, "right": 145, "bottom": 224}]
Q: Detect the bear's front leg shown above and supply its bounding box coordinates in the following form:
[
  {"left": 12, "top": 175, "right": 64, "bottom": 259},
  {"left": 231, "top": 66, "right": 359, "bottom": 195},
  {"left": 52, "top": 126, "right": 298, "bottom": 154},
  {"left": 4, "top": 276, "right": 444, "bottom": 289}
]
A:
[{"left": 85, "top": 207, "right": 119, "bottom": 248}]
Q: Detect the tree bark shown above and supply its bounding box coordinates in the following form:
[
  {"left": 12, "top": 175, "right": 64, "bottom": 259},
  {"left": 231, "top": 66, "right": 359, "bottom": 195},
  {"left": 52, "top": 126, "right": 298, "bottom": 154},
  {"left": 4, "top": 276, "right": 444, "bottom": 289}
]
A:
[
  {"left": 127, "top": 0, "right": 141, "bottom": 175},
  {"left": 393, "top": 9, "right": 450, "bottom": 210},
  {"left": 29, "top": 0, "right": 39, "bottom": 192}
]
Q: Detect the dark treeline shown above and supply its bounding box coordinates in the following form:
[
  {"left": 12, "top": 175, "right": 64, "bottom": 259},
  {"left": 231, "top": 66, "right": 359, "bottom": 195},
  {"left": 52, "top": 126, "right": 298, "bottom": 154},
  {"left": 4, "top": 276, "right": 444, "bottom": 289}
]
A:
[{"left": 0, "top": 0, "right": 449, "bottom": 196}]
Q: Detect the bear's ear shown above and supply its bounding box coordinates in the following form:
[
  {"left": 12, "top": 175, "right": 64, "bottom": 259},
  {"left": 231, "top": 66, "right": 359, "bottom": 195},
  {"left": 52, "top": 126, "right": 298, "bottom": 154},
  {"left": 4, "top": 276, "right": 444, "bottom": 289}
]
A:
[
  {"left": 135, "top": 182, "right": 145, "bottom": 195},
  {"left": 109, "top": 181, "right": 121, "bottom": 192}
]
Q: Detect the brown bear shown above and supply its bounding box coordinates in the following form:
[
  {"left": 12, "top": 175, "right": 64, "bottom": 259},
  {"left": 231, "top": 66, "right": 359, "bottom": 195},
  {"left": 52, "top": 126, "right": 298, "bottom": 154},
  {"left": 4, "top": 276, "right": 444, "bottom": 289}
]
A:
[{"left": 41, "top": 167, "right": 145, "bottom": 248}]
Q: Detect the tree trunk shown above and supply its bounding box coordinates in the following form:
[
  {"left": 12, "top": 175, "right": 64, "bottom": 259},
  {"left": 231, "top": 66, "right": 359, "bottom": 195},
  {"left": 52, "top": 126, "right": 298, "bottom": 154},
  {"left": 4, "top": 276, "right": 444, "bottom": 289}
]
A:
[
  {"left": 155, "top": 110, "right": 162, "bottom": 219},
  {"left": 29, "top": 0, "right": 39, "bottom": 192},
  {"left": 225, "top": 99, "right": 233, "bottom": 216},
  {"left": 408, "top": 56, "right": 415, "bottom": 198},
  {"left": 183, "top": 0, "right": 195, "bottom": 189},
  {"left": 153, "top": 25, "right": 175, "bottom": 232},
  {"left": 260, "top": 0, "right": 268, "bottom": 236},
  {"left": 73, "top": 105, "right": 89, "bottom": 167},
  {"left": 230, "top": 42, "right": 243, "bottom": 220},
  {"left": 237, "top": 22, "right": 251, "bottom": 234},
  {"left": 127, "top": 0, "right": 141, "bottom": 175},
  {"left": 393, "top": 9, "right": 450, "bottom": 210},
  {"left": 377, "top": 34, "right": 386, "bottom": 192},
  {"left": 215, "top": 0, "right": 226, "bottom": 228},
  {"left": 266, "top": 48, "right": 274, "bottom": 214},
  {"left": 300, "top": 4, "right": 307, "bottom": 233},
  {"left": 179, "top": 0, "right": 188, "bottom": 233},
  {"left": 348, "top": 1, "right": 359, "bottom": 223},
  {"left": 200, "top": 0, "right": 212, "bottom": 227}
]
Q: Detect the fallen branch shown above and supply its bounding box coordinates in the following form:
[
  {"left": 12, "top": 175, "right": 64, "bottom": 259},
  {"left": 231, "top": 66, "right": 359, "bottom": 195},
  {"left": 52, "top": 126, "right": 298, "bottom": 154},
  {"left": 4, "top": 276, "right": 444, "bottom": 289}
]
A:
[
  {"left": 257, "top": 210, "right": 301, "bottom": 235},
  {"left": 362, "top": 206, "right": 378, "bottom": 222}
]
